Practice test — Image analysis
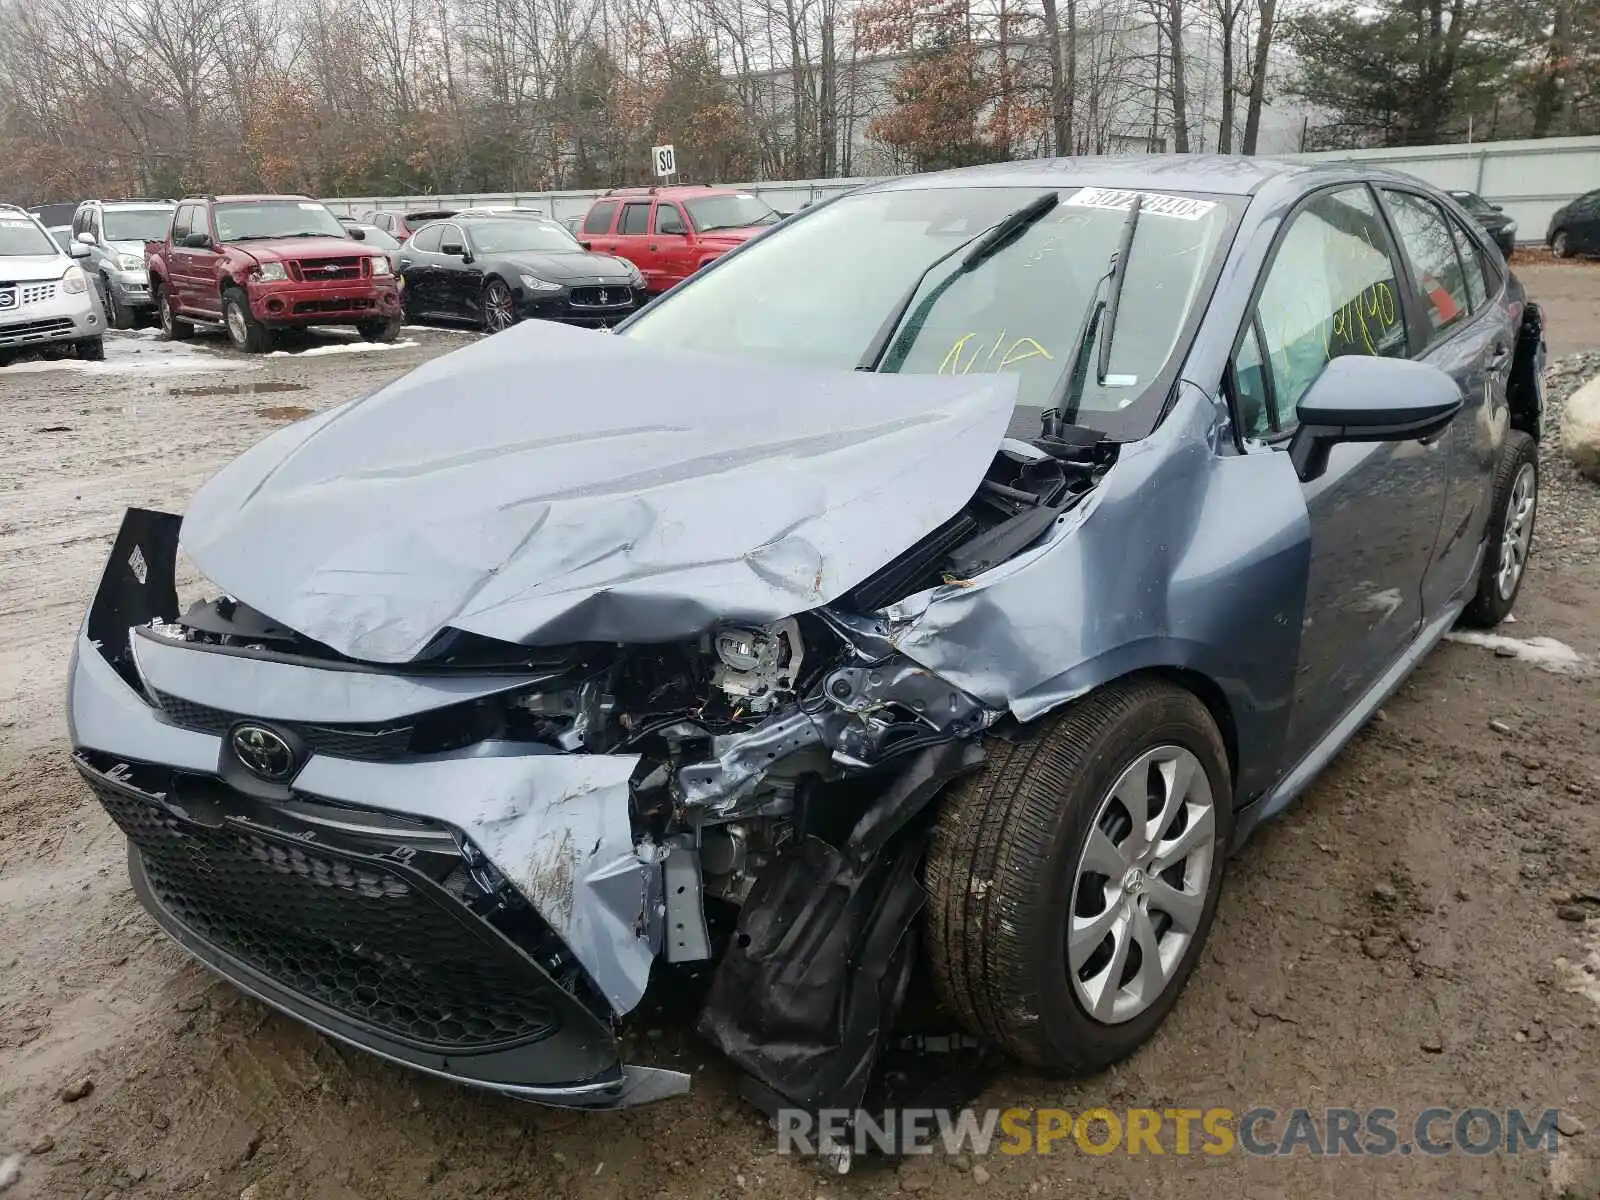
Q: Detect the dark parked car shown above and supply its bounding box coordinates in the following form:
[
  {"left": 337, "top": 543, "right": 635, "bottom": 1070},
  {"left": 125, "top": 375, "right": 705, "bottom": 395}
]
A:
[
  {"left": 1547, "top": 187, "right": 1600, "bottom": 258},
  {"left": 1447, "top": 189, "right": 1516, "bottom": 257},
  {"left": 399, "top": 214, "right": 643, "bottom": 330},
  {"left": 362, "top": 207, "right": 458, "bottom": 240},
  {"left": 68, "top": 158, "right": 1546, "bottom": 1122},
  {"left": 343, "top": 222, "right": 403, "bottom": 274}
]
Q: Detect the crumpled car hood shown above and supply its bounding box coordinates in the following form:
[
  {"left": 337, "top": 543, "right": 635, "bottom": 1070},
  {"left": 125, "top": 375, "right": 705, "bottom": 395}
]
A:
[{"left": 180, "top": 321, "right": 1017, "bottom": 663}]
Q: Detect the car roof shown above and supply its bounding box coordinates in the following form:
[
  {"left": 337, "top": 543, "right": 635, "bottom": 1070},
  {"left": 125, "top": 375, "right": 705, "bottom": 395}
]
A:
[
  {"left": 203, "top": 194, "right": 316, "bottom": 203},
  {"left": 855, "top": 154, "right": 1437, "bottom": 199},
  {"left": 600, "top": 185, "right": 748, "bottom": 198}
]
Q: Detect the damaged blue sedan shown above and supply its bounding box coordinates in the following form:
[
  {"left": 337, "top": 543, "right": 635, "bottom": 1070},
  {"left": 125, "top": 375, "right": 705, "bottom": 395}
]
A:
[{"left": 68, "top": 158, "right": 1546, "bottom": 1117}]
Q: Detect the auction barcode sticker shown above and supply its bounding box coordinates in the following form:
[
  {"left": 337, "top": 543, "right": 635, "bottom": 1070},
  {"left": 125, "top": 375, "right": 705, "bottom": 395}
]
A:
[{"left": 1066, "top": 187, "right": 1217, "bottom": 220}]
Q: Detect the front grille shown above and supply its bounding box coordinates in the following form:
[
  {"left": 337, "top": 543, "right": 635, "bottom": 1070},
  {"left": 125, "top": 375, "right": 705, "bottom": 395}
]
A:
[
  {"left": 568, "top": 286, "right": 631, "bottom": 309},
  {"left": 289, "top": 257, "right": 365, "bottom": 283},
  {"left": 292, "top": 298, "right": 375, "bottom": 314},
  {"left": 0, "top": 281, "right": 59, "bottom": 306},
  {"left": 0, "top": 317, "right": 73, "bottom": 345},
  {"left": 85, "top": 766, "right": 562, "bottom": 1052},
  {"left": 150, "top": 689, "right": 414, "bottom": 761}
]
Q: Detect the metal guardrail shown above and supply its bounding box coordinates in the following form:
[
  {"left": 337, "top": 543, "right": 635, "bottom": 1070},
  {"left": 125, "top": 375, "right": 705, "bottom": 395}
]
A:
[{"left": 321, "top": 135, "right": 1600, "bottom": 246}]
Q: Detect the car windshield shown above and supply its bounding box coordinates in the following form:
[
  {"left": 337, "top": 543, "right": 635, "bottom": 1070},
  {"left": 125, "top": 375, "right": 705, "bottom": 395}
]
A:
[
  {"left": 214, "top": 200, "right": 349, "bottom": 242},
  {"left": 620, "top": 185, "right": 1235, "bottom": 436},
  {"left": 0, "top": 215, "right": 61, "bottom": 256},
  {"left": 357, "top": 225, "right": 400, "bottom": 250},
  {"left": 683, "top": 193, "right": 780, "bottom": 233},
  {"left": 1449, "top": 192, "right": 1495, "bottom": 215},
  {"left": 104, "top": 208, "right": 174, "bottom": 241},
  {"left": 466, "top": 220, "right": 580, "bottom": 254},
  {"left": 49, "top": 227, "right": 72, "bottom": 252}
]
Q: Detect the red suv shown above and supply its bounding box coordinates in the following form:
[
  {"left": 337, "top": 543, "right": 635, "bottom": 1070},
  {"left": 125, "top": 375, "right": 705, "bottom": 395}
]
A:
[{"left": 577, "top": 186, "right": 780, "bottom": 294}]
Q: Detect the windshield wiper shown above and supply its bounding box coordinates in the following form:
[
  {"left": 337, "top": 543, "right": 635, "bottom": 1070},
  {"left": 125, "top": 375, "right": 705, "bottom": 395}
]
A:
[
  {"left": 856, "top": 190, "right": 1060, "bottom": 371},
  {"left": 1041, "top": 193, "right": 1142, "bottom": 432}
]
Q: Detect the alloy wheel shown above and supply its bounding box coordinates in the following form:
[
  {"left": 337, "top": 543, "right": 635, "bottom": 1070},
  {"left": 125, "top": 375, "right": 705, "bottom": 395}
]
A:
[
  {"left": 225, "top": 302, "right": 248, "bottom": 348},
  {"left": 484, "top": 283, "right": 515, "bottom": 333},
  {"left": 158, "top": 292, "right": 172, "bottom": 335},
  {"left": 1067, "top": 745, "right": 1217, "bottom": 1024},
  {"left": 1496, "top": 462, "right": 1536, "bottom": 601},
  {"left": 1553, "top": 231, "right": 1569, "bottom": 258}
]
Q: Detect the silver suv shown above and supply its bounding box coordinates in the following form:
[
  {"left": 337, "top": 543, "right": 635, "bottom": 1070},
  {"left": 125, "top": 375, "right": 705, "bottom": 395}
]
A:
[
  {"left": 70, "top": 199, "right": 174, "bottom": 328},
  {"left": 0, "top": 204, "right": 104, "bottom": 362}
]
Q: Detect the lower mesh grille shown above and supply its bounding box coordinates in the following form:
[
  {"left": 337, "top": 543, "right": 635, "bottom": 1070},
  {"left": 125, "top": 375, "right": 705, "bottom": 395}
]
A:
[
  {"left": 87, "top": 771, "right": 561, "bottom": 1051},
  {"left": 149, "top": 689, "right": 414, "bottom": 761}
]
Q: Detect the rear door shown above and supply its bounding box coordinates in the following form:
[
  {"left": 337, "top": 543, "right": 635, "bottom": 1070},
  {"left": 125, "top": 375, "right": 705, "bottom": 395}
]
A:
[
  {"left": 1378, "top": 187, "right": 1512, "bottom": 616},
  {"left": 580, "top": 201, "right": 620, "bottom": 256},
  {"left": 649, "top": 201, "right": 696, "bottom": 291},
  {"left": 610, "top": 201, "right": 654, "bottom": 287},
  {"left": 1229, "top": 184, "right": 1450, "bottom": 763},
  {"left": 399, "top": 224, "right": 444, "bottom": 314}
]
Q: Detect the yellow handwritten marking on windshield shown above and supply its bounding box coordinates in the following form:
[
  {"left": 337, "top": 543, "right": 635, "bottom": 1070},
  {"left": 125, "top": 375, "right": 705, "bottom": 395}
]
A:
[{"left": 940, "top": 332, "right": 1055, "bottom": 375}]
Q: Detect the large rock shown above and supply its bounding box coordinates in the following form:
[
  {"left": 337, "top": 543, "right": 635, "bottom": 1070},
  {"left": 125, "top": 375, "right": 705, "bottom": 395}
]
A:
[{"left": 1565, "top": 373, "right": 1600, "bottom": 482}]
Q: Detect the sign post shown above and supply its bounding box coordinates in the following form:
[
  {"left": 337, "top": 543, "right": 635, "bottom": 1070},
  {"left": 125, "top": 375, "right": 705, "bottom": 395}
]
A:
[{"left": 652, "top": 144, "right": 677, "bottom": 183}]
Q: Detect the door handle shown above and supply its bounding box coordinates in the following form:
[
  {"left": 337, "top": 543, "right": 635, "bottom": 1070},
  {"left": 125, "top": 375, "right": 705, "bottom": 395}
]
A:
[{"left": 648, "top": 243, "right": 658, "bottom": 250}]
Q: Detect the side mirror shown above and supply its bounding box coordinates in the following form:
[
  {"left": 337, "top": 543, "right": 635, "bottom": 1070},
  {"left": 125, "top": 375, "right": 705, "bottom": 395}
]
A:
[
  {"left": 579, "top": 240, "right": 592, "bottom": 251},
  {"left": 181, "top": 231, "right": 212, "bottom": 249},
  {"left": 1288, "top": 356, "right": 1462, "bottom": 483},
  {"left": 75, "top": 230, "right": 96, "bottom": 245},
  {"left": 348, "top": 227, "right": 366, "bottom": 241},
  {"left": 440, "top": 241, "right": 464, "bottom": 257},
  {"left": 68, "top": 241, "right": 90, "bottom": 259},
  {"left": 1490, "top": 203, "right": 1504, "bottom": 212}
]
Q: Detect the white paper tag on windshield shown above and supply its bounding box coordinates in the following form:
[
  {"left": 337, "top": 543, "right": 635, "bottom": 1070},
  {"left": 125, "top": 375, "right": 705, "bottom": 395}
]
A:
[{"left": 1066, "top": 187, "right": 1216, "bottom": 220}]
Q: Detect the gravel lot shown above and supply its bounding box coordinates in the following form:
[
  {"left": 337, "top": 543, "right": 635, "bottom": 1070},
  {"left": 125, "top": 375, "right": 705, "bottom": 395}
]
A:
[{"left": 2, "top": 272, "right": 1599, "bottom": 1200}]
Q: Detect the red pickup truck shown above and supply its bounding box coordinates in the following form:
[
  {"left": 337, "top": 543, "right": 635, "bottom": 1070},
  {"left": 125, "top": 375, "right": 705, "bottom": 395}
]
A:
[
  {"left": 577, "top": 185, "right": 781, "bottom": 294},
  {"left": 146, "top": 195, "right": 403, "bottom": 352}
]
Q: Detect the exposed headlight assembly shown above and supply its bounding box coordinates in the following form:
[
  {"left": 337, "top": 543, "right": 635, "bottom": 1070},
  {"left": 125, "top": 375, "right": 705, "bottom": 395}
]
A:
[
  {"left": 370, "top": 256, "right": 392, "bottom": 276},
  {"left": 251, "top": 262, "right": 288, "bottom": 283}
]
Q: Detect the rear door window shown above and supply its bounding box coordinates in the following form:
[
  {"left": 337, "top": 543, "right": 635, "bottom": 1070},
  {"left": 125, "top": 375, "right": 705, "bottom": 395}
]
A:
[
  {"left": 619, "top": 203, "right": 650, "bottom": 235},
  {"left": 1449, "top": 219, "right": 1491, "bottom": 311},
  {"left": 583, "top": 202, "right": 618, "bottom": 235},
  {"left": 1382, "top": 190, "right": 1472, "bottom": 339},
  {"left": 411, "top": 224, "right": 442, "bottom": 252}
]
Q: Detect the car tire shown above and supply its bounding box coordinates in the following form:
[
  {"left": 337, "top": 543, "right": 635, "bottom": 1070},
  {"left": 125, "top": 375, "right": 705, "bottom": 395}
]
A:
[
  {"left": 1459, "top": 430, "right": 1538, "bottom": 629},
  {"left": 222, "top": 287, "right": 273, "bottom": 353},
  {"left": 924, "top": 677, "right": 1231, "bottom": 1074},
  {"left": 357, "top": 315, "right": 402, "bottom": 343},
  {"left": 155, "top": 284, "right": 193, "bottom": 341},
  {"left": 76, "top": 337, "right": 105, "bottom": 362},
  {"left": 482, "top": 279, "right": 518, "bottom": 333},
  {"left": 1552, "top": 230, "right": 1570, "bottom": 259},
  {"left": 102, "top": 277, "right": 134, "bottom": 330}
]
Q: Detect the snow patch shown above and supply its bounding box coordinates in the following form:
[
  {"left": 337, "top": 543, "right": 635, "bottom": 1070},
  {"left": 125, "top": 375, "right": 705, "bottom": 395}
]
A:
[
  {"left": 1556, "top": 924, "right": 1600, "bottom": 1013},
  {"left": 2, "top": 349, "right": 254, "bottom": 376},
  {"left": 1444, "top": 631, "right": 1593, "bottom": 675},
  {"left": 266, "top": 339, "right": 419, "bottom": 358}
]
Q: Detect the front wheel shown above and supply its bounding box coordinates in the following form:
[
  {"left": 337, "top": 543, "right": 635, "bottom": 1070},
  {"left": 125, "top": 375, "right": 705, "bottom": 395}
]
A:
[
  {"left": 358, "top": 315, "right": 402, "bottom": 343},
  {"left": 155, "top": 284, "right": 193, "bottom": 340},
  {"left": 924, "top": 678, "right": 1231, "bottom": 1073},
  {"left": 222, "top": 287, "right": 273, "bottom": 353},
  {"left": 1459, "top": 431, "right": 1538, "bottom": 628},
  {"left": 482, "top": 279, "right": 518, "bottom": 333},
  {"left": 1552, "top": 230, "right": 1571, "bottom": 259},
  {"left": 102, "top": 278, "right": 134, "bottom": 330},
  {"left": 75, "top": 337, "right": 105, "bottom": 362}
]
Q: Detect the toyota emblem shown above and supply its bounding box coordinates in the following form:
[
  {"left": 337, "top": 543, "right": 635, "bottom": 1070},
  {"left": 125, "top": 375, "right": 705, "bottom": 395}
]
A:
[{"left": 230, "top": 724, "right": 297, "bottom": 781}]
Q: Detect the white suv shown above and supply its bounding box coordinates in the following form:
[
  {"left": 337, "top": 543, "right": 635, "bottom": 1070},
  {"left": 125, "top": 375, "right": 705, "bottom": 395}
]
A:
[{"left": 0, "top": 204, "right": 105, "bottom": 363}]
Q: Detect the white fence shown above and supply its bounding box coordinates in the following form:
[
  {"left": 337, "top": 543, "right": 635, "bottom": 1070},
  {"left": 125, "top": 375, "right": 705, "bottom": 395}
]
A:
[{"left": 322, "top": 134, "right": 1600, "bottom": 246}]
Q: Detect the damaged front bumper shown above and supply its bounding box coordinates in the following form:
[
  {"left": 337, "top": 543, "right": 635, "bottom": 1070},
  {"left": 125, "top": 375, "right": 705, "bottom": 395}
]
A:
[{"left": 69, "top": 509, "right": 687, "bottom": 1108}]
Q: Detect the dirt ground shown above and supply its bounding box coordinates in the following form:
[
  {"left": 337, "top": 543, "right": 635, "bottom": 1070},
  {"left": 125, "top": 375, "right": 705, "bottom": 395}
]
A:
[{"left": 2, "top": 271, "right": 1600, "bottom": 1200}]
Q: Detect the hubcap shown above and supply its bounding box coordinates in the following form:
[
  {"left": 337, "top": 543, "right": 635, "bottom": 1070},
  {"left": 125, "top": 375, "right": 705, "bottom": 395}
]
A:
[
  {"left": 1067, "top": 745, "right": 1216, "bottom": 1025},
  {"left": 486, "top": 285, "right": 514, "bottom": 332},
  {"left": 1497, "top": 462, "right": 1536, "bottom": 600}
]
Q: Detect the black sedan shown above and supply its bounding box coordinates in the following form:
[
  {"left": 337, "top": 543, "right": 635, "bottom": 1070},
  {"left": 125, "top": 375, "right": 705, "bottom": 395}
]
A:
[
  {"left": 399, "top": 216, "right": 645, "bottom": 330},
  {"left": 1547, "top": 187, "right": 1600, "bottom": 259},
  {"left": 1448, "top": 189, "right": 1517, "bottom": 257}
]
